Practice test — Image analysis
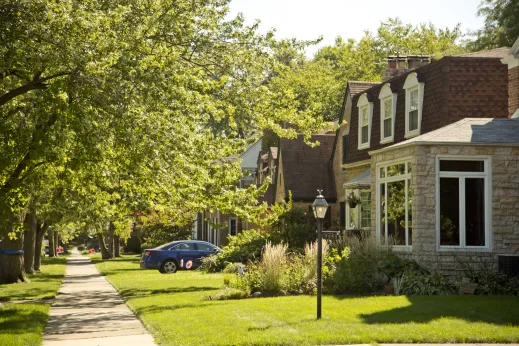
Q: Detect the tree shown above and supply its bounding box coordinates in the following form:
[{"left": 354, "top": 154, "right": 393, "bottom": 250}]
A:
[
  {"left": 314, "top": 18, "right": 464, "bottom": 88},
  {"left": 469, "top": 0, "right": 519, "bottom": 51},
  {"left": 0, "top": 0, "right": 333, "bottom": 283}
]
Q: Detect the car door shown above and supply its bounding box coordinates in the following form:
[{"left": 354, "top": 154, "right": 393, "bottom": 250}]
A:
[
  {"left": 169, "top": 242, "right": 197, "bottom": 269},
  {"left": 193, "top": 243, "right": 217, "bottom": 268}
]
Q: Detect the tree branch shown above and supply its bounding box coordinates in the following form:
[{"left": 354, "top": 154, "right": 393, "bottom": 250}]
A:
[{"left": 0, "top": 71, "right": 71, "bottom": 108}]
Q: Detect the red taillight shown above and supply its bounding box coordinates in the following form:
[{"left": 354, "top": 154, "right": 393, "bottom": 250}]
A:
[{"left": 145, "top": 251, "right": 153, "bottom": 257}]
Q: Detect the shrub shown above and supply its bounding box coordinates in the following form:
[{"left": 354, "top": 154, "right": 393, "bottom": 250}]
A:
[
  {"left": 223, "top": 262, "right": 244, "bottom": 274},
  {"left": 329, "top": 234, "right": 387, "bottom": 294},
  {"left": 201, "top": 229, "right": 272, "bottom": 272},
  {"left": 77, "top": 245, "right": 85, "bottom": 251},
  {"left": 398, "top": 271, "right": 456, "bottom": 295},
  {"left": 270, "top": 207, "right": 317, "bottom": 251},
  {"left": 467, "top": 269, "right": 519, "bottom": 295}
]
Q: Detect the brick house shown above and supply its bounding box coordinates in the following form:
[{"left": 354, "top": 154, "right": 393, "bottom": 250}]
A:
[
  {"left": 332, "top": 39, "right": 519, "bottom": 277},
  {"left": 193, "top": 139, "right": 262, "bottom": 247}
]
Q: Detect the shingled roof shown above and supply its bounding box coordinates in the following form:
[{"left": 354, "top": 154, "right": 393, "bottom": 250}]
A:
[
  {"left": 279, "top": 134, "right": 336, "bottom": 202},
  {"left": 349, "top": 81, "right": 379, "bottom": 96},
  {"left": 372, "top": 118, "right": 519, "bottom": 154},
  {"left": 456, "top": 47, "right": 510, "bottom": 59}
]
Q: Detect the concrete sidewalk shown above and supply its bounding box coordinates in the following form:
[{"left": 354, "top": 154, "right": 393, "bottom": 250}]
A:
[{"left": 42, "top": 249, "right": 157, "bottom": 346}]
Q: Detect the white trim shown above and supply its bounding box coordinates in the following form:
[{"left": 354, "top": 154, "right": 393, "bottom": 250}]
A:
[
  {"left": 403, "top": 73, "right": 424, "bottom": 138},
  {"left": 379, "top": 84, "right": 396, "bottom": 144},
  {"left": 343, "top": 159, "right": 371, "bottom": 169},
  {"left": 501, "top": 54, "right": 519, "bottom": 69},
  {"left": 357, "top": 93, "right": 373, "bottom": 150},
  {"left": 435, "top": 155, "right": 492, "bottom": 251}
]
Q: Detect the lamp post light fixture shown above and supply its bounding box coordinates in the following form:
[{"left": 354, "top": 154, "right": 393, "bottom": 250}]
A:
[{"left": 312, "top": 189, "right": 329, "bottom": 320}]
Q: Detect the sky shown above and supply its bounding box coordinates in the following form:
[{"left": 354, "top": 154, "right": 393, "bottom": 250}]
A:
[{"left": 227, "top": 0, "right": 485, "bottom": 57}]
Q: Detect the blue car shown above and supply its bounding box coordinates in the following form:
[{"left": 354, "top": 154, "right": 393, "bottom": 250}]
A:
[{"left": 140, "top": 240, "right": 220, "bottom": 274}]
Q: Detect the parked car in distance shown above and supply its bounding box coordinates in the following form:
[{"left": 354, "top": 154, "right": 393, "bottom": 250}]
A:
[{"left": 140, "top": 240, "right": 221, "bottom": 274}]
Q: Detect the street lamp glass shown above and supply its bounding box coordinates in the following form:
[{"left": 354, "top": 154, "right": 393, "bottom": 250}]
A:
[{"left": 312, "top": 191, "right": 329, "bottom": 219}]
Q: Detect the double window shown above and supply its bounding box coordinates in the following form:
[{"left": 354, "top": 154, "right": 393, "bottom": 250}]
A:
[
  {"left": 377, "top": 161, "right": 412, "bottom": 247},
  {"left": 379, "top": 84, "right": 396, "bottom": 143},
  {"left": 437, "top": 157, "right": 491, "bottom": 250},
  {"left": 357, "top": 94, "right": 372, "bottom": 150}
]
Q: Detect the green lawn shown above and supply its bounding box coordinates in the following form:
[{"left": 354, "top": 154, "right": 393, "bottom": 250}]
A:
[
  {"left": 0, "top": 256, "right": 68, "bottom": 346},
  {"left": 94, "top": 255, "right": 519, "bottom": 346}
]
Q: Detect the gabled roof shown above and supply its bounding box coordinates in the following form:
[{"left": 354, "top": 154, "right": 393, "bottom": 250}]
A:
[
  {"left": 371, "top": 118, "right": 519, "bottom": 154},
  {"left": 279, "top": 134, "right": 336, "bottom": 202},
  {"left": 349, "top": 81, "right": 379, "bottom": 96},
  {"left": 456, "top": 47, "right": 510, "bottom": 58}
]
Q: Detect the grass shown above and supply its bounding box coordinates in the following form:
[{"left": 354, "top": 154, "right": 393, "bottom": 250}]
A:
[
  {"left": 94, "top": 254, "right": 519, "bottom": 346},
  {"left": 0, "top": 256, "right": 68, "bottom": 346}
]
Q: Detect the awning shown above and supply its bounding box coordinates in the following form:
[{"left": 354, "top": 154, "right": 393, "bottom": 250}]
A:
[{"left": 343, "top": 169, "right": 371, "bottom": 188}]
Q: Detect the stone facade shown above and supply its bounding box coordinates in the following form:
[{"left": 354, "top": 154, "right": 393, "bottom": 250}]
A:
[{"left": 371, "top": 144, "right": 519, "bottom": 278}]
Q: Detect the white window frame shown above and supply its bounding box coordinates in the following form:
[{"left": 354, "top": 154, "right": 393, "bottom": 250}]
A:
[
  {"left": 379, "top": 84, "right": 396, "bottom": 144},
  {"left": 357, "top": 93, "right": 373, "bottom": 150},
  {"left": 403, "top": 73, "right": 424, "bottom": 138},
  {"left": 376, "top": 157, "right": 413, "bottom": 250},
  {"left": 228, "top": 217, "right": 238, "bottom": 236},
  {"left": 345, "top": 189, "right": 371, "bottom": 230},
  {"left": 192, "top": 214, "right": 198, "bottom": 240},
  {"left": 435, "top": 155, "right": 492, "bottom": 252}
]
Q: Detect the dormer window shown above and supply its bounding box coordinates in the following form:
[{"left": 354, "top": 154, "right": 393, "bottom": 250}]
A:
[
  {"left": 404, "top": 72, "right": 424, "bottom": 138},
  {"left": 357, "top": 93, "right": 372, "bottom": 150},
  {"left": 379, "top": 84, "right": 396, "bottom": 144}
]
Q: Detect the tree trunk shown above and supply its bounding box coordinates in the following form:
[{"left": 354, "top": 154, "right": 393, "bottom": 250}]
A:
[
  {"left": 0, "top": 232, "right": 27, "bottom": 284},
  {"left": 114, "top": 234, "right": 120, "bottom": 257},
  {"left": 55, "top": 231, "right": 59, "bottom": 254},
  {"left": 108, "top": 223, "right": 114, "bottom": 257},
  {"left": 34, "top": 223, "right": 48, "bottom": 271},
  {"left": 97, "top": 233, "right": 112, "bottom": 259},
  {"left": 23, "top": 202, "right": 37, "bottom": 274},
  {"left": 48, "top": 228, "right": 55, "bottom": 257}
]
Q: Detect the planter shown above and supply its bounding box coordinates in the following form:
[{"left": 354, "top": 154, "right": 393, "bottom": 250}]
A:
[{"left": 348, "top": 202, "right": 358, "bottom": 208}]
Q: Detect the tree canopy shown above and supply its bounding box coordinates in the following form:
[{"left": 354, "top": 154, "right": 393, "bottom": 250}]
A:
[{"left": 469, "top": 0, "right": 519, "bottom": 51}]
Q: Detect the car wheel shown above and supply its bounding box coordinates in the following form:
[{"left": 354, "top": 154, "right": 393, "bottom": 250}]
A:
[{"left": 161, "top": 260, "right": 178, "bottom": 274}]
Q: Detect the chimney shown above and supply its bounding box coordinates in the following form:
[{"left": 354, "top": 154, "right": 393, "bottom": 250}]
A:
[
  {"left": 502, "top": 37, "right": 519, "bottom": 118},
  {"left": 383, "top": 55, "right": 433, "bottom": 81}
]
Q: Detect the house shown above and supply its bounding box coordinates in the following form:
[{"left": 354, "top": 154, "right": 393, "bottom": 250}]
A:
[
  {"left": 332, "top": 39, "right": 519, "bottom": 277},
  {"left": 193, "top": 139, "right": 262, "bottom": 247},
  {"left": 273, "top": 130, "right": 337, "bottom": 227}
]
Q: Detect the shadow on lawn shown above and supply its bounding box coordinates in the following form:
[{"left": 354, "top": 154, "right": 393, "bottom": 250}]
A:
[
  {"left": 0, "top": 304, "right": 48, "bottom": 334},
  {"left": 134, "top": 301, "right": 230, "bottom": 315},
  {"left": 360, "top": 295, "right": 519, "bottom": 326}
]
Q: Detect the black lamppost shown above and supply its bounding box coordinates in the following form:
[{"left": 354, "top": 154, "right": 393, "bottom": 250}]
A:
[{"left": 312, "top": 189, "right": 329, "bottom": 320}]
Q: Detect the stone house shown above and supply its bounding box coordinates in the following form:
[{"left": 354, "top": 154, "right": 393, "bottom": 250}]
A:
[{"left": 331, "top": 39, "right": 519, "bottom": 276}]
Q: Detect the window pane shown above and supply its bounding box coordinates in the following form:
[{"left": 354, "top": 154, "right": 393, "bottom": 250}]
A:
[
  {"left": 349, "top": 205, "right": 358, "bottom": 229},
  {"left": 466, "top": 178, "right": 485, "bottom": 246},
  {"left": 388, "top": 163, "right": 405, "bottom": 177},
  {"left": 384, "top": 98, "right": 392, "bottom": 119},
  {"left": 380, "top": 167, "right": 385, "bottom": 178},
  {"left": 383, "top": 118, "right": 392, "bottom": 138},
  {"left": 410, "top": 89, "right": 418, "bottom": 110},
  {"left": 440, "top": 178, "right": 460, "bottom": 246},
  {"left": 409, "top": 110, "right": 418, "bottom": 131},
  {"left": 197, "top": 243, "right": 214, "bottom": 251},
  {"left": 229, "top": 219, "right": 237, "bottom": 236},
  {"left": 360, "top": 191, "right": 371, "bottom": 228},
  {"left": 380, "top": 183, "right": 386, "bottom": 245},
  {"left": 440, "top": 160, "right": 484, "bottom": 172},
  {"left": 362, "top": 107, "right": 368, "bottom": 124},
  {"left": 361, "top": 125, "right": 368, "bottom": 144},
  {"left": 387, "top": 180, "right": 406, "bottom": 245}
]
